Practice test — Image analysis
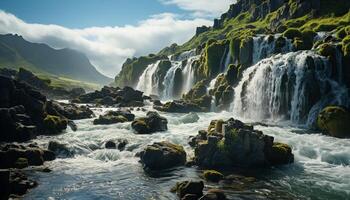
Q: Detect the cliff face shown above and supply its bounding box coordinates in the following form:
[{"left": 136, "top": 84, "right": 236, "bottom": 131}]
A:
[{"left": 115, "top": 0, "right": 350, "bottom": 90}]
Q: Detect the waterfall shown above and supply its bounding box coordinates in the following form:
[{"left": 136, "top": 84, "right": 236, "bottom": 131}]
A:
[
  {"left": 136, "top": 61, "right": 160, "bottom": 96},
  {"left": 220, "top": 47, "right": 232, "bottom": 72},
  {"left": 162, "top": 61, "right": 182, "bottom": 100},
  {"left": 252, "top": 35, "right": 292, "bottom": 64},
  {"left": 208, "top": 75, "right": 220, "bottom": 112},
  {"left": 182, "top": 55, "right": 200, "bottom": 94},
  {"left": 231, "top": 50, "right": 348, "bottom": 126}
]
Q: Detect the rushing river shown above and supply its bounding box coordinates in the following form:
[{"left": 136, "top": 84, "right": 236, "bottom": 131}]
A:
[{"left": 24, "top": 102, "right": 350, "bottom": 200}]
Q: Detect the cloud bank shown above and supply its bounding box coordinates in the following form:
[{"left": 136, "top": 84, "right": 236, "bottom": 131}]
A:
[
  {"left": 160, "top": 0, "right": 236, "bottom": 17},
  {"left": 0, "top": 11, "right": 212, "bottom": 77}
]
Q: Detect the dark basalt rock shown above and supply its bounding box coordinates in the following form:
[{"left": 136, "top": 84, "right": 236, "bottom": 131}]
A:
[
  {"left": 131, "top": 111, "right": 168, "bottom": 134},
  {"left": 45, "top": 100, "right": 93, "bottom": 120},
  {"left": 105, "top": 141, "right": 117, "bottom": 149},
  {"left": 93, "top": 110, "right": 134, "bottom": 125},
  {"left": 48, "top": 141, "right": 73, "bottom": 157},
  {"left": 192, "top": 118, "right": 294, "bottom": 168},
  {"left": 154, "top": 100, "right": 203, "bottom": 113},
  {"left": 0, "top": 144, "right": 56, "bottom": 169},
  {"left": 171, "top": 180, "right": 204, "bottom": 199},
  {"left": 199, "top": 189, "right": 227, "bottom": 200},
  {"left": 73, "top": 86, "right": 145, "bottom": 107},
  {"left": 139, "top": 141, "right": 186, "bottom": 170}
]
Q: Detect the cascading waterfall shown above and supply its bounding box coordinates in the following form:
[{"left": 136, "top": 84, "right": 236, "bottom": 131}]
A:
[
  {"left": 136, "top": 61, "right": 160, "bottom": 96},
  {"left": 207, "top": 76, "right": 219, "bottom": 112},
  {"left": 252, "top": 34, "right": 292, "bottom": 64},
  {"left": 182, "top": 55, "right": 200, "bottom": 94},
  {"left": 231, "top": 50, "right": 348, "bottom": 126},
  {"left": 162, "top": 61, "right": 182, "bottom": 99}
]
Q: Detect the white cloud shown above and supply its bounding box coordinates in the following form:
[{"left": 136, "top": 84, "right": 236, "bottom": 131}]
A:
[
  {"left": 160, "top": 0, "right": 236, "bottom": 18},
  {"left": 0, "top": 11, "right": 211, "bottom": 77}
]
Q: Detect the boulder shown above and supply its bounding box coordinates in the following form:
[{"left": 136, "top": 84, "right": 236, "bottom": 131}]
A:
[
  {"left": 139, "top": 141, "right": 186, "bottom": 170},
  {"left": 154, "top": 101, "right": 203, "bottom": 113},
  {"left": 199, "top": 189, "right": 227, "bottom": 200},
  {"left": 43, "top": 115, "right": 68, "bottom": 135},
  {"left": 203, "top": 170, "right": 224, "bottom": 182},
  {"left": 132, "top": 111, "right": 168, "bottom": 134},
  {"left": 94, "top": 110, "right": 134, "bottom": 125},
  {"left": 45, "top": 100, "right": 94, "bottom": 120},
  {"left": 317, "top": 106, "right": 350, "bottom": 138},
  {"left": 0, "top": 170, "right": 10, "bottom": 199},
  {"left": 105, "top": 141, "right": 117, "bottom": 149},
  {"left": 193, "top": 118, "right": 294, "bottom": 168},
  {"left": 48, "top": 141, "right": 72, "bottom": 157},
  {"left": 171, "top": 180, "right": 204, "bottom": 199},
  {"left": 117, "top": 139, "right": 128, "bottom": 151}
]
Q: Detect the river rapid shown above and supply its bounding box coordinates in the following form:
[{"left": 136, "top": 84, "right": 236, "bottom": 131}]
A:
[{"left": 23, "top": 102, "right": 350, "bottom": 200}]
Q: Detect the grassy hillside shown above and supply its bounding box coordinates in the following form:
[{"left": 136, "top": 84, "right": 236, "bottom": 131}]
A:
[{"left": 0, "top": 34, "right": 112, "bottom": 85}]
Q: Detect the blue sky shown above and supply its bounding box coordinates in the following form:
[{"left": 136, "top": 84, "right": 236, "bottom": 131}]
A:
[
  {"left": 0, "top": 0, "right": 185, "bottom": 28},
  {"left": 0, "top": 0, "right": 235, "bottom": 77}
]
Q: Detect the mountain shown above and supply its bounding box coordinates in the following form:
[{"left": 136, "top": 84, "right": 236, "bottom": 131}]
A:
[{"left": 0, "top": 34, "right": 112, "bottom": 85}]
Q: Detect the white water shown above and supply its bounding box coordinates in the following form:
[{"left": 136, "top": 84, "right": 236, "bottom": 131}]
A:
[
  {"left": 136, "top": 61, "right": 160, "bottom": 96},
  {"left": 232, "top": 50, "right": 348, "bottom": 125},
  {"left": 25, "top": 105, "right": 350, "bottom": 199},
  {"left": 162, "top": 61, "right": 182, "bottom": 100},
  {"left": 252, "top": 35, "right": 292, "bottom": 64},
  {"left": 182, "top": 55, "right": 200, "bottom": 94}
]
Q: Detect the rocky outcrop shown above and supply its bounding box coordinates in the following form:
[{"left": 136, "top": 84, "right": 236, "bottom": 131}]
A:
[
  {"left": 139, "top": 141, "right": 186, "bottom": 170},
  {"left": 171, "top": 180, "right": 204, "bottom": 199},
  {"left": 317, "top": 106, "right": 350, "bottom": 138},
  {"left": 94, "top": 110, "right": 134, "bottom": 125},
  {"left": 131, "top": 111, "right": 168, "bottom": 134},
  {"left": 73, "top": 86, "right": 144, "bottom": 107},
  {"left": 191, "top": 118, "right": 294, "bottom": 168},
  {"left": 0, "top": 75, "right": 69, "bottom": 142},
  {"left": 154, "top": 100, "right": 204, "bottom": 113},
  {"left": 45, "top": 100, "right": 94, "bottom": 120}
]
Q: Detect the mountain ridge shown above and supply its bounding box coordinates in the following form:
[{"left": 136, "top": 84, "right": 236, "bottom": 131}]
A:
[{"left": 0, "top": 34, "right": 112, "bottom": 85}]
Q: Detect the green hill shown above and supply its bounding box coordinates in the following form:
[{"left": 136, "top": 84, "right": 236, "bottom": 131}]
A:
[{"left": 0, "top": 34, "right": 112, "bottom": 85}]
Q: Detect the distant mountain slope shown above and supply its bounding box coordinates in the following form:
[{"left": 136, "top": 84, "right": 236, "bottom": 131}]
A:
[{"left": 0, "top": 34, "right": 112, "bottom": 84}]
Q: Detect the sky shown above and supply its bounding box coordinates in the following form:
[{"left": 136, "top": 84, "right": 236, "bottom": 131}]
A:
[{"left": 0, "top": 0, "right": 236, "bottom": 77}]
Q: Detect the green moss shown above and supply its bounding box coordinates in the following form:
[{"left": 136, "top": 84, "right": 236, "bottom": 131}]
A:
[
  {"left": 283, "top": 28, "right": 302, "bottom": 40},
  {"left": 342, "top": 36, "right": 350, "bottom": 56},
  {"left": 203, "top": 170, "right": 224, "bottom": 182},
  {"left": 15, "top": 157, "right": 29, "bottom": 169},
  {"left": 271, "top": 142, "right": 291, "bottom": 155},
  {"left": 317, "top": 106, "right": 350, "bottom": 138},
  {"left": 43, "top": 115, "right": 68, "bottom": 134},
  {"left": 317, "top": 43, "right": 336, "bottom": 57},
  {"left": 203, "top": 40, "right": 227, "bottom": 78}
]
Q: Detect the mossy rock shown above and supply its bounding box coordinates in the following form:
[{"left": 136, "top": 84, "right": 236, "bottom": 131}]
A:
[
  {"left": 15, "top": 157, "right": 29, "bottom": 169},
  {"left": 43, "top": 115, "right": 68, "bottom": 135},
  {"left": 318, "top": 43, "right": 337, "bottom": 57},
  {"left": 317, "top": 106, "right": 350, "bottom": 138},
  {"left": 342, "top": 36, "right": 350, "bottom": 56},
  {"left": 203, "top": 170, "right": 224, "bottom": 182},
  {"left": 267, "top": 142, "right": 294, "bottom": 165},
  {"left": 208, "top": 119, "right": 224, "bottom": 134},
  {"left": 93, "top": 115, "right": 128, "bottom": 125},
  {"left": 283, "top": 28, "right": 302, "bottom": 40},
  {"left": 204, "top": 40, "right": 227, "bottom": 78}
]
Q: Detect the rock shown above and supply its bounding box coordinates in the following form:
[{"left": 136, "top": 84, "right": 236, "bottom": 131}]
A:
[
  {"left": 48, "top": 141, "right": 72, "bottom": 157},
  {"left": 14, "top": 158, "right": 29, "bottom": 169},
  {"left": 43, "top": 115, "right": 68, "bottom": 135},
  {"left": 153, "top": 100, "right": 163, "bottom": 106},
  {"left": 117, "top": 139, "right": 128, "bottom": 151},
  {"left": 199, "top": 189, "right": 227, "bottom": 200},
  {"left": 266, "top": 142, "right": 294, "bottom": 165},
  {"left": 45, "top": 100, "right": 94, "bottom": 120},
  {"left": 203, "top": 170, "right": 224, "bottom": 182},
  {"left": 317, "top": 106, "right": 350, "bottom": 138},
  {"left": 132, "top": 111, "right": 168, "bottom": 134},
  {"left": 0, "top": 170, "right": 10, "bottom": 199},
  {"left": 105, "top": 141, "right": 117, "bottom": 149},
  {"left": 154, "top": 101, "right": 203, "bottom": 113},
  {"left": 94, "top": 110, "right": 135, "bottom": 125},
  {"left": 193, "top": 118, "right": 294, "bottom": 168},
  {"left": 9, "top": 170, "right": 37, "bottom": 196},
  {"left": 42, "top": 150, "right": 56, "bottom": 161},
  {"left": 171, "top": 180, "right": 204, "bottom": 199},
  {"left": 93, "top": 115, "right": 128, "bottom": 125},
  {"left": 139, "top": 141, "right": 186, "bottom": 170},
  {"left": 173, "top": 68, "right": 183, "bottom": 98}
]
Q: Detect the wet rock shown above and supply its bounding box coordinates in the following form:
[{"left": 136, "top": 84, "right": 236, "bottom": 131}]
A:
[
  {"left": 48, "top": 141, "right": 72, "bottom": 157},
  {"left": 45, "top": 100, "right": 94, "bottom": 120},
  {"left": 117, "top": 139, "right": 128, "bottom": 151},
  {"left": 139, "top": 141, "right": 186, "bottom": 170},
  {"left": 0, "top": 169, "right": 10, "bottom": 199},
  {"left": 154, "top": 100, "right": 203, "bottom": 113},
  {"left": 94, "top": 110, "right": 134, "bottom": 125},
  {"left": 132, "top": 111, "right": 168, "bottom": 134},
  {"left": 9, "top": 170, "right": 37, "bottom": 196},
  {"left": 193, "top": 118, "right": 294, "bottom": 168},
  {"left": 105, "top": 141, "right": 117, "bottom": 149},
  {"left": 317, "top": 106, "right": 350, "bottom": 138},
  {"left": 203, "top": 170, "right": 224, "bottom": 182},
  {"left": 42, "top": 115, "right": 68, "bottom": 135},
  {"left": 180, "top": 113, "right": 200, "bottom": 124},
  {"left": 171, "top": 180, "right": 204, "bottom": 199}
]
